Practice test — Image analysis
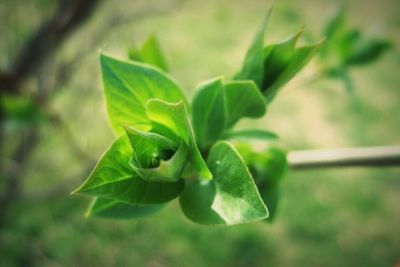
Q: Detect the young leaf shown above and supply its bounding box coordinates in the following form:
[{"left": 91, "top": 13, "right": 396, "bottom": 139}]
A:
[
  {"left": 128, "top": 35, "right": 169, "bottom": 71},
  {"left": 346, "top": 38, "right": 391, "bottom": 66},
  {"left": 224, "top": 80, "right": 266, "bottom": 127},
  {"left": 323, "top": 7, "right": 346, "bottom": 41},
  {"left": 179, "top": 141, "right": 268, "bottom": 225},
  {"left": 240, "top": 146, "right": 287, "bottom": 185},
  {"left": 265, "top": 40, "right": 324, "bottom": 103},
  {"left": 146, "top": 99, "right": 212, "bottom": 180},
  {"left": 239, "top": 146, "right": 287, "bottom": 222},
  {"left": 223, "top": 129, "right": 278, "bottom": 141},
  {"left": 125, "top": 126, "right": 188, "bottom": 182},
  {"left": 258, "top": 183, "right": 280, "bottom": 223},
  {"left": 125, "top": 126, "right": 177, "bottom": 168},
  {"left": 319, "top": 7, "right": 391, "bottom": 93},
  {"left": 234, "top": 9, "right": 272, "bottom": 88},
  {"left": 100, "top": 53, "right": 187, "bottom": 134},
  {"left": 192, "top": 77, "right": 227, "bottom": 146},
  {"left": 72, "top": 134, "right": 184, "bottom": 205},
  {"left": 131, "top": 142, "right": 189, "bottom": 183},
  {"left": 337, "top": 68, "right": 353, "bottom": 93},
  {"left": 87, "top": 198, "right": 164, "bottom": 219},
  {"left": 234, "top": 10, "right": 322, "bottom": 103},
  {"left": 262, "top": 30, "right": 302, "bottom": 92}
]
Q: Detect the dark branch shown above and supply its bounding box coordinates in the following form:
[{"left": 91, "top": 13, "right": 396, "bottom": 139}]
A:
[
  {"left": 0, "top": 0, "right": 102, "bottom": 225},
  {"left": 0, "top": 0, "right": 102, "bottom": 94}
]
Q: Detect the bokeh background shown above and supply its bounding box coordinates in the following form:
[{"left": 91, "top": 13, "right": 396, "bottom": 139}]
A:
[{"left": 1, "top": 0, "right": 399, "bottom": 266}]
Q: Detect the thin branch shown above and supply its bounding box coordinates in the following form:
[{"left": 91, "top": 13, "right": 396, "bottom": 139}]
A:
[
  {"left": 288, "top": 146, "right": 400, "bottom": 169},
  {"left": 52, "top": 0, "right": 179, "bottom": 88}
]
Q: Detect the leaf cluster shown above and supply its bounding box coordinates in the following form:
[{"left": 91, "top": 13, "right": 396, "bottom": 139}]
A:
[
  {"left": 73, "top": 10, "right": 320, "bottom": 225},
  {"left": 319, "top": 8, "right": 392, "bottom": 92}
]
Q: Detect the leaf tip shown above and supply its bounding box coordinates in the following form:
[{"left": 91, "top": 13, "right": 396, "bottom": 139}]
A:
[
  {"left": 200, "top": 170, "right": 213, "bottom": 181},
  {"left": 296, "top": 26, "right": 305, "bottom": 40},
  {"left": 267, "top": 6, "right": 274, "bottom": 17},
  {"left": 260, "top": 7, "right": 273, "bottom": 31},
  {"left": 84, "top": 209, "right": 92, "bottom": 218},
  {"left": 70, "top": 187, "right": 79, "bottom": 195},
  {"left": 98, "top": 50, "right": 109, "bottom": 61},
  {"left": 70, "top": 186, "right": 83, "bottom": 195}
]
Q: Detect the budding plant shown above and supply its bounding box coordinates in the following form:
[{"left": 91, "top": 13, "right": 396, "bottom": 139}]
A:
[
  {"left": 318, "top": 8, "right": 391, "bottom": 92},
  {"left": 72, "top": 11, "right": 323, "bottom": 225}
]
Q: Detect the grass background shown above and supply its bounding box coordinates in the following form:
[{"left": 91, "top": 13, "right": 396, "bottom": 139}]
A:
[{"left": 1, "top": 0, "right": 399, "bottom": 266}]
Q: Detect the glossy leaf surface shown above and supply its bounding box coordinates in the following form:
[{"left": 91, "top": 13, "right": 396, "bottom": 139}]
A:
[
  {"left": 179, "top": 141, "right": 268, "bottom": 225},
  {"left": 224, "top": 80, "right": 266, "bottom": 126},
  {"left": 146, "top": 99, "right": 212, "bottom": 180},
  {"left": 100, "top": 53, "right": 186, "bottom": 134},
  {"left": 192, "top": 77, "right": 227, "bottom": 146},
  {"left": 73, "top": 135, "right": 184, "bottom": 204}
]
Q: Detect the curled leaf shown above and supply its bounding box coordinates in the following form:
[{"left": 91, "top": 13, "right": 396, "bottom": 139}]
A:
[
  {"left": 147, "top": 99, "right": 213, "bottom": 180},
  {"left": 72, "top": 135, "right": 184, "bottom": 205},
  {"left": 100, "top": 53, "right": 187, "bottom": 134}
]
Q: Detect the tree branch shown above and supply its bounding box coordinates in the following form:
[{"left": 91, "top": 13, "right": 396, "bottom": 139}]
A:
[
  {"left": 0, "top": 0, "right": 102, "bottom": 224},
  {"left": 0, "top": 0, "right": 102, "bottom": 94},
  {"left": 288, "top": 146, "right": 400, "bottom": 169}
]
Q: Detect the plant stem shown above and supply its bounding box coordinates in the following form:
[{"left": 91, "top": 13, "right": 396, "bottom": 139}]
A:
[{"left": 288, "top": 146, "right": 400, "bottom": 169}]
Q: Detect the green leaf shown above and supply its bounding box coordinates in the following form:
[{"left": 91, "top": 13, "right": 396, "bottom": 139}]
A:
[
  {"left": 234, "top": 9, "right": 272, "bottom": 88},
  {"left": 265, "top": 40, "right": 324, "bottom": 103},
  {"left": 323, "top": 7, "right": 346, "bottom": 40},
  {"left": 87, "top": 198, "right": 164, "bottom": 219},
  {"left": 257, "top": 146, "right": 287, "bottom": 183},
  {"left": 146, "top": 99, "right": 212, "bottom": 180},
  {"left": 320, "top": 8, "right": 360, "bottom": 63},
  {"left": 128, "top": 35, "right": 169, "bottom": 71},
  {"left": 258, "top": 184, "right": 280, "bottom": 223},
  {"left": 125, "top": 126, "right": 177, "bottom": 168},
  {"left": 337, "top": 30, "right": 361, "bottom": 61},
  {"left": 338, "top": 68, "right": 353, "bottom": 93},
  {"left": 233, "top": 10, "right": 321, "bottom": 103},
  {"left": 179, "top": 141, "right": 268, "bottom": 225},
  {"left": 125, "top": 126, "right": 188, "bottom": 182},
  {"left": 223, "top": 129, "right": 278, "bottom": 141},
  {"left": 72, "top": 134, "right": 184, "bottom": 205},
  {"left": 191, "top": 79, "right": 267, "bottom": 143},
  {"left": 239, "top": 146, "right": 287, "bottom": 222},
  {"left": 346, "top": 38, "right": 391, "bottom": 65},
  {"left": 192, "top": 77, "right": 227, "bottom": 146},
  {"left": 100, "top": 53, "right": 187, "bottom": 134},
  {"left": 131, "top": 142, "right": 189, "bottom": 183},
  {"left": 224, "top": 80, "right": 266, "bottom": 127},
  {"left": 262, "top": 30, "right": 302, "bottom": 92}
]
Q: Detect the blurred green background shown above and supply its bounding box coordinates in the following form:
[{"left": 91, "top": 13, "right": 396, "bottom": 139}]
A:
[{"left": 1, "top": 0, "right": 399, "bottom": 266}]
